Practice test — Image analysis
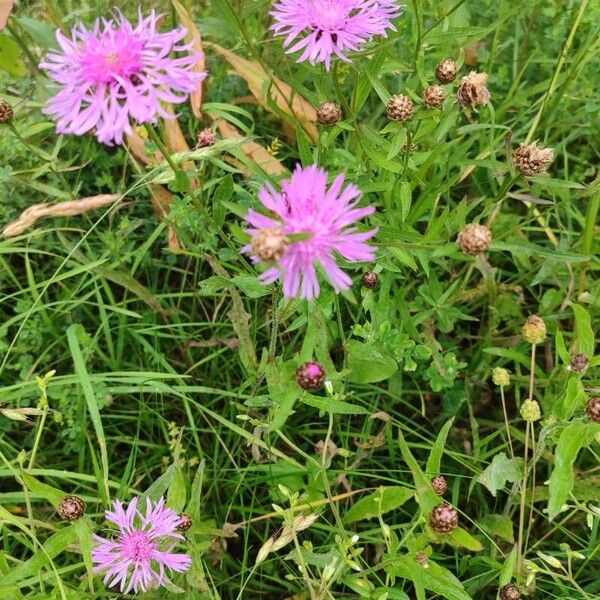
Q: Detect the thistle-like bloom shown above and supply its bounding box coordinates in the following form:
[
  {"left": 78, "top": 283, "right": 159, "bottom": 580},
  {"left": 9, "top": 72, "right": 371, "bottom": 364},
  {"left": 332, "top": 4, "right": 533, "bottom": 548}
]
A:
[
  {"left": 40, "top": 11, "right": 205, "bottom": 145},
  {"left": 243, "top": 165, "right": 377, "bottom": 300},
  {"left": 270, "top": 0, "right": 403, "bottom": 70},
  {"left": 92, "top": 496, "right": 192, "bottom": 594}
]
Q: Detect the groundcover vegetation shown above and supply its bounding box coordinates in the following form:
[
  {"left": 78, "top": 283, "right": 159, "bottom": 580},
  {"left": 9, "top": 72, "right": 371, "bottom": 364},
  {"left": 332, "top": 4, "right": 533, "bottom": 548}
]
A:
[{"left": 0, "top": 0, "right": 599, "bottom": 598}]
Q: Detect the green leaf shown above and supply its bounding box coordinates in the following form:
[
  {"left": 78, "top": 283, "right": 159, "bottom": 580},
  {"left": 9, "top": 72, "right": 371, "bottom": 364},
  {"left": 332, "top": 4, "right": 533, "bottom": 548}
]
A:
[
  {"left": 499, "top": 545, "right": 518, "bottom": 586},
  {"left": 167, "top": 467, "right": 187, "bottom": 512},
  {"left": 73, "top": 517, "right": 95, "bottom": 587},
  {"left": 572, "top": 304, "right": 595, "bottom": 358},
  {"left": 347, "top": 340, "right": 397, "bottom": 383},
  {"left": 266, "top": 360, "right": 301, "bottom": 432},
  {"left": 477, "top": 514, "right": 514, "bottom": 543},
  {"left": 0, "top": 33, "right": 26, "bottom": 76},
  {"left": 232, "top": 275, "right": 271, "bottom": 298},
  {"left": 143, "top": 463, "right": 177, "bottom": 503},
  {"left": 343, "top": 486, "right": 413, "bottom": 523},
  {"left": 448, "top": 527, "right": 483, "bottom": 552},
  {"left": 477, "top": 452, "right": 523, "bottom": 497},
  {"left": 20, "top": 471, "right": 64, "bottom": 508},
  {"left": 384, "top": 555, "right": 472, "bottom": 600},
  {"left": 547, "top": 421, "right": 600, "bottom": 519},
  {"left": 426, "top": 418, "right": 454, "bottom": 475},
  {"left": 557, "top": 376, "right": 586, "bottom": 421},
  {"left": 301, "top": 393, "right": 369, "bottom": 415}
]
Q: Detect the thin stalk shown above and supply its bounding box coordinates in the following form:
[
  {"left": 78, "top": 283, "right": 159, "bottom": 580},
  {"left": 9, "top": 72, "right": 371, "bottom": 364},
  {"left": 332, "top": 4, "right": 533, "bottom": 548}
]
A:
[
  {"left": 579, "top": 191, "right": 600, "bottom": 295},
  {"left": 146, "top": 126, "right": 188, "bottom": 189},
  {"left": 500, "top": 385, "right": 514, "bottom": 458}
]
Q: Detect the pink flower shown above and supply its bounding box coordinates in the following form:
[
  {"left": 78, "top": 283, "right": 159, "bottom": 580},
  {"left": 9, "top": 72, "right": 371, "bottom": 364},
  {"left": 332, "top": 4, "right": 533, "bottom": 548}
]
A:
[
  {"left": 243, "top": 165, "right": 377, "bottom": 300},
  {"left": 92, "top": 496, "right": 192, "bottom": 594},
  {"left": 40, "top": 10, "right": 206, "bottom": 145},
  {"left": 270, "top": 0, "right": 403, "bottom": 70}
]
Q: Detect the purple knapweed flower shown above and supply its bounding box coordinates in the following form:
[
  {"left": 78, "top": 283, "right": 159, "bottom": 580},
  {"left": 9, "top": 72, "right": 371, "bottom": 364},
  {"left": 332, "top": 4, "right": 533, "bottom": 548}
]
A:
[
  {"left": 270, "top": 0, "right": 403, "bottom": 70},
  {"left": 40, "top": 10, "right": 206, "bottom": 145},
  {"left": 243, "top": 165, "right": 377, "bottom": 300},
  {"left": 92, "top": 496, "right": 192, "bottom": 594}
]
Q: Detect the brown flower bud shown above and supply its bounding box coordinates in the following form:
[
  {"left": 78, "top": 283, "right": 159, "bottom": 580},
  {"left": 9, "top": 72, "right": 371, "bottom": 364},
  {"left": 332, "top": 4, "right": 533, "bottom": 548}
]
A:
[
  {"left": 522, "top": 315, "right": 546, "bottom": 345},
  {"left": 431, "top": 475, "right": 448, "bottom": 496},
  {"left": 499, "top": 583, "right": 521, "bottom": 600},
  {"left": 457, "top": 71, "right": 490, "bottom": 107},
  {"left": 296, "top": 361, "right": 326, "bottom": 392},
  {"left": 196, "top": 128, "right": 217, "bottom": 148},
  {"left": 429, "top": 503, "right": 459, "bottom": 534},
  {"left": 423, "top": 85, "right": 446, "bottom": 109},
  {"left": 458, "top": 223, "right": 492, "bottom": 255},
  {"left": 57, "top": 495, "right": 85, "bottom": 521},
  {"left": 570, "top": 353, "right": 589, "bottom": 373},
  {"left": 586, "top": 397, "right": 600, "bottom": 423},
  {"left": 177, "top": 513, "right": 193, "bottom": 531},
  {"left": 513, "top": 142, "right": 554, "bottom": 177},
  {"left": 0, "top": 98, "right": 14, "bottom": 124},
  {"left": 251, "top": 228, "right": 289, "bottom": 262},
  {"left": 316, "top": 101, "right": 342, "bottom": 126},
  {"left": 435, "top": 59, "right": 458, "bottom": 84},
  {"left": 362, "top": 271, "right": 379, "bottom": 289},
  {"left": 387, "top": 95, "right": 414, "bottom": 122}
]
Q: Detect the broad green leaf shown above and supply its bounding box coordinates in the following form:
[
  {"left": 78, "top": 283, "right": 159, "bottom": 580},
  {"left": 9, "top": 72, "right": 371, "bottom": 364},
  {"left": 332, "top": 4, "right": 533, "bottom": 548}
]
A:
[
  {"left": 547, "top": 421, "right": 600, "bottom": 519},
  {"left": 477, "top": 452, "right": 522, "bottom": 497},
  {"left": 143, "top": 463, "right": 177, "bottom": 503},
  {"left": 73, "top": 517, "right": 95, "bottom": 588},
  {"left": 232, "top": 275, "right": 270, "bottom": 298},
  {"left": 477, "top": 514, "right": 514, "bottom": 543},
  {"left": 499, "top": 545, "right": 518, "bottom": 586},
  {"left": 20, "top": 471, "right": 64, "bottom": 508},
  {"left": 0, "top": 33, "right": 26, "bottom": 76},
  {"left": 266, "top": 360, "right": 301, "bottom": 432},
  {"left": 347, "top": 340, "right": 397, "bottom": 383},
  {"left": 448, "top": 527, "right": 483, "bottom": 552},
  {"left": 557, "top": 376, "right": 586, "bottom": 421},
  {"left": 426, "top": 418, "right": 455, "bottom": 475},
  {"left": 186, "top": 461, "right": 205, "bottom": 519},
  {"left": 167, "top": 466, "right": 187, "bottom": 512},
  {"left": 384, "top": 555, "right": 472, "bottom": 600},
  {"left": 302, "top": 393, "right": 369, "bottom": 415},
  {"left": 572, "top": 304, "right": 595, "bottom": 358},
  {"left": 343, "top": 486, "right": 413, "bottom": 523}
]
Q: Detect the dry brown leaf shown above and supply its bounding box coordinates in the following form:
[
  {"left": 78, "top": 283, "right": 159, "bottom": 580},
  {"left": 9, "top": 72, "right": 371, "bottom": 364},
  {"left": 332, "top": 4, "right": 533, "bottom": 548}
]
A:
[
  {"left": 172, "top": 0, "right": 205, "bottom": 117},
  {"left": 208, "top": 42, "right": 318, "bottom": 143},
  {"left": 125, "top": 130, "right": 161, "bottom": 165},
  {"left": 0, "top": 0, "right": 15, "bottom": 30},
  {"left": 217, "top": 119, "right": 285, "bottom": 176},
  {"left": 2, "top": 194, "right": 120, "bottom": 237}
]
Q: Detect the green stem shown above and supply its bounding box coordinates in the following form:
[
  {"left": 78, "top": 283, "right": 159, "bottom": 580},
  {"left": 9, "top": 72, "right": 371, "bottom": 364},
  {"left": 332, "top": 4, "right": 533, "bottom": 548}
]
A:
[
  {"left": 579, "top": 191, "right": 599, "bottom": 295},
  {"left": 500, "top": 386, "right": 514, "bottom": 458}
]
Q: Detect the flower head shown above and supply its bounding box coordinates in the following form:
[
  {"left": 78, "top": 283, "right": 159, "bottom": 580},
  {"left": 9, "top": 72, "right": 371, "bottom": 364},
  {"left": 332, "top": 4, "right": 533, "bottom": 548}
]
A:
[
  {"left": 40, "top": 10, "right": 206, "bottom": 145},
  {"left": 93, "top": 496, "right": 192, "bottom": 594},
  {"left": 270, "top": 0, "right": 403, "bottom": 70},
  {"left": 243, "top": 165, "right": 377, "bottom": 300}
]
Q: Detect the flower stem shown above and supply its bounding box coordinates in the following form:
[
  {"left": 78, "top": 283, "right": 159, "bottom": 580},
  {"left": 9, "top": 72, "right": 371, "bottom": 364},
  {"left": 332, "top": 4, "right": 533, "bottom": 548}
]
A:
[{"left": 500, "top": 385, "right": 514, "bottom": 458}]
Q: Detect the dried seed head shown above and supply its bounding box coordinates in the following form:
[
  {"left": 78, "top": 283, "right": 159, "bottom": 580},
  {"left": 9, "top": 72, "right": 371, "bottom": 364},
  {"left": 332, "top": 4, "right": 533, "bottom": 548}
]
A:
[
  {"left": 362, "top": 271, "right": 379, "bottom": 289},
  {"left": 315, "top": 438, "right": 339, "bottom": 459},
  {"left": 458, "top": 223, "right": 492, "bottom": 255},
  {"left": 435, "top": 59, "right": 458, "bottom": 84},
  {"left": 492, "top": 367, "right": 511, "bottom": 387},
  {"left": 296, "top": 361, "right": 326, "bottom": 392},
  {"left": 513, "top": 142, "right": 554, "bottom": 177},
  {"left": 522, "top": 315, "right": 546, "bottom": 345},
  {"left": 520, "top": 399, "right": 541, "bottom": 423},
  {"left": 423, "top": 85, "right": 446, "bottom": 109},
  {"left": 387, "top": 95, "right": 414, "bottom": 122},
  {"left": 499, "top": 583, "right": 521, "bottom": 600},
  {"left": 57, "top": 495, "right": 85, "bottom": 521},
  {"left": 570, "top": 353, "right": 589, "bottom": 373},
  {"left": 177, "top": 513, "right": 193, "bottom": 531},
  {"left": 457, "top": 71, "right": 490, "bottom": 107},
  {"left": 196, "top": 128, "right": 217, "bottom": 148},
  {"left": 251, "top": 228, "right": 289, "bottom": 262},
  {"left": 429, "top": 503, "right": 459, "bottom": 534},
  {"left": 0, "top": 98, "right": 14, "bottom": 124},
  {"left": 316, "top": 101, "right": 342, "bottom": 126},
  {"left": 431, "top": 475, "right": 448, "bottom": 496},
  {"left": 586, "top": 397, "right": 600, "bottom": 423}
]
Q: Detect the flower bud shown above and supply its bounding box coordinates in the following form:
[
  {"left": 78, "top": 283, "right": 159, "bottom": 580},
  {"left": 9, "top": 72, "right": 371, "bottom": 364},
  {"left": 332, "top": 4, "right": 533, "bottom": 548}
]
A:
[
  {"left": 522, "top": 315, "right": 546, "bottom": 344},
  {"left": 431, "top": 475, "right": 448, "bottom": 496},
  {"left": 513, "top": 142, "right": 554, "bottom": 177},
  {"left": 423, "top": 85, "right": 446, "bottom": 109},
  {"left": 316, "top": 101, "right": 342, "bottom": 126},
  {"left": 492, "top": 367, "right": 511, "bottom": 387},
  {"left": 569, "top": 354, "right": 588, "bottom": 373},
  {"left": 586, "top": 397, "right": 600, "bottom": 423},
  {"left": 429, "top": 503, "right": 458, "bottom": 534},
  {"left": 295, "top": 362, "right": 326, "bottom": 391},
  {"left": 177, "top": 513, "right": 193, "bottom": 531},
  {"left": 196, "top": 128, "right": 217, "bottom": 148},
  {"left": 0, "top": 99, "right": 14, "bottom": 124},
  {"left": 361, "top": 271, "right": 379, "bottom": 289},
  {"left": 457, "top": 71, "right": 490, "bottom": 107},
  {"left": 520, "top": 399, "right": 541, "bottom": 423},
  {"left": 57, "top": 495, "right": 86, "bottom": 521},
  {"left": 435, "top": 59, "right": 458, "bottom": 84},
  {"left": 499, "top": 583, "right": 521, "bottom": 600},
  {"left": 458, "top": 223, "right": 492, "bottom": 255},
  {"left": 386, "top": 94, "right": 414, "bottom": 122}
]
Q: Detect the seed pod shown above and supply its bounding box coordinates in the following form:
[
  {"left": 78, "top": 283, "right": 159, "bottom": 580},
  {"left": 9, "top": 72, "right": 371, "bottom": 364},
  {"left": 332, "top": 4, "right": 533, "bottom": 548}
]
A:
[
  {"left": 457, "top": 71, "right": 490, "bottom": 107},
  {"left": 429, "top": 503, "right": 459, "bottom": 534},
  {"left": 458, "top": 223, "right": 492, "bottom": 255},
  {"left": 251, "top": 228, "right": 289, "bottom": 262},
  {"left": 386, "top": 95, "right": 414, "bottom": 122},
  {"left": 431, "top": 475, "right": 448, "bottom": 496},
  {"left": 177, "top": 513, "right": 193, "bottom": 531},
  {"left": 513, "top": 142, "right": 554, "bottom": 177},
  {"left": 362, "top": 271, "right": 379, "bottom": 289},
  {"left": 196, "top": 128, "right": 217, "bottom": 148},
  {"left": 296, "top": 362, "right": 326, "bottom": 392},
  {"left": 586, "top": 397, "right": 600, "bottom": 423},
  {"left": 423, "top": 85, "right": 446, "bottom": 109},
  {"left": 0, "top": 98, "right": 14, "bottom": 124},
  {"left": 57, "top": 495, "right": 86, "bottom": 521},
  {"left": 499, "top": 583, "right": 521, "bottom": 600},
  {"left": 435, "top": 59, "right": 458, "bottom": 84},
  {"left": 522, "top": 315, "right": 546, "bottom": 345},
  {"left": 570, "top": 353, "right": 589, "bottom": 373},
  {"left": 316, "top": 101, "right": 342, "bottom": 126}
]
